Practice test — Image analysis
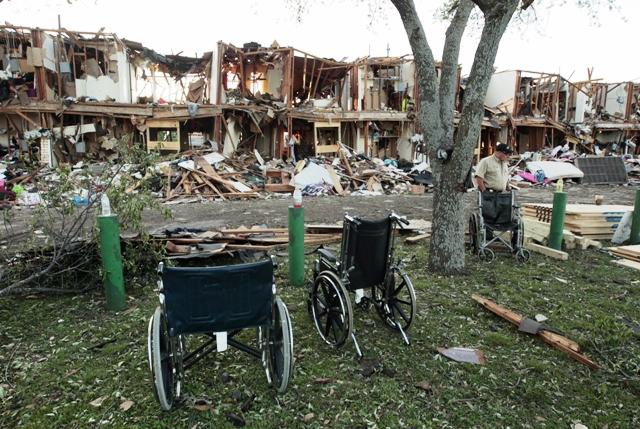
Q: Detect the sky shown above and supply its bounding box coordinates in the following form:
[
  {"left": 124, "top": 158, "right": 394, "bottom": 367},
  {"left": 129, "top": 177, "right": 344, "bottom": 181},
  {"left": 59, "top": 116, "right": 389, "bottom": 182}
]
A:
[{"left": 1, "top": 0, "right": 638, "bottom": 83}]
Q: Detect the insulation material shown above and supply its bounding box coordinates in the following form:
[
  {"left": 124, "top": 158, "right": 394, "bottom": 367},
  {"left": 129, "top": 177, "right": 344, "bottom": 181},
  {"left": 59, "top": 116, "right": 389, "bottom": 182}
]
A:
[
  {"left": 75, "top": 79, "right": 87, "bottom": 97},
  {"left": 27, "top": 47, "right": 44, "bottom": 67},
  {"left": 186, "top": 79, "right": 205, "bottom": 103},
  {"left": 266, "top": 69, "right": 282, "bottom": 97},
  {"left": 43, "top": 35, "right": 57, "bottom": 71},
  {"left": 85, "top": 76, "right": 119, "bottom": 102},
  {"left": 85, "top": 59, "right": 103, "bottom": 78},
  {"left": 293, "top": 161, "right": 334, "bottom": 187},
  {"left": 223, "top": 118, "right": 241, "bottom": 156},
  {"left": 525, "top": 161, "right": 584, "bottom": 181}
]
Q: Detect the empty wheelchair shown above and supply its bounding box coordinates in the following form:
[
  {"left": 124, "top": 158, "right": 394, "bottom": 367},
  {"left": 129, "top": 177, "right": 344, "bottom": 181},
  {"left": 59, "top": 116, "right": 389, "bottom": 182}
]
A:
[
  {"left": 308, "top": 212, "right": 417, "bottom": 357},
  {"left": 468, "top": 190, "right": 530, "bottom": 263},
  {"left": 147, "top": 256, "right": 293, "bottom": 410}
]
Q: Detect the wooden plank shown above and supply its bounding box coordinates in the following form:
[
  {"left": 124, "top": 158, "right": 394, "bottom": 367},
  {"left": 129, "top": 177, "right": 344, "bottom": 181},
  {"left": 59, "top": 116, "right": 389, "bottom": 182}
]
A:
[
  {"left": 339, "top": 149, "right": 357, "bottom": 189},
  {"left": 325, "top": 165, "right": 344, "bottom": 195},
  {"left": 224, "top": 244, "right": 278, "bottom": 251},
  {"left": 405, "top": 232, "right": 431, "bottom": 244},
  {"left": 613, "top": 259, "right": 640, "bottom": 271},
  {"left": 193, "top": 155, "right": 221, "bottom": 178},
  {"left": 472, "top": 294, "right": 600, "bottom": 370},
  {"left": 524, "top": 242, "right": 569, "bottom": 260},
  {"left": 264, "top": 184, "right": 296, "bottom": 192},
  {"left": 15, "top": 110, "right": 39, "bottom": 127}
]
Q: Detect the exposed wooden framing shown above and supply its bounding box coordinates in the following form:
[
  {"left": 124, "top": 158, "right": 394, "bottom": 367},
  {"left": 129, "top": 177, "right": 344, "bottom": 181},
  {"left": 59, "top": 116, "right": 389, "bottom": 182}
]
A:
[
  {"left": 239, "top": 51, "right": 246, "bottom": 98},
  {"left": 306, "top": 59, "right": 316, "bottom": 102},
  {"left": 302, "top": 54, "right": 308, "bottom": 100},
  {"left": 216, "top": 42, "right": 224, "bottom": 105},
  {"left": 311, "top": 61, "right": 325, "bottom": 100},
  {"left": 5, "top": 114, "right": 20, "bottom": 133}
]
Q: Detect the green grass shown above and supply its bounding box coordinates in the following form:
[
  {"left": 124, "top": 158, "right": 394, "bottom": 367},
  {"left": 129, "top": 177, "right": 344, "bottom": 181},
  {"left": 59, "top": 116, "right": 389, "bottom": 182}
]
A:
[{"left": 1, "top": 242, "right": 639, "bottom": 428}]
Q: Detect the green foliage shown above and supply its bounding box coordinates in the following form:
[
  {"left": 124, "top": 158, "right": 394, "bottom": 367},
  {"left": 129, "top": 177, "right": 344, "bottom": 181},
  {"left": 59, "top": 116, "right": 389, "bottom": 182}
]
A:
[{"left": 0, "top": 137, "right": 172, "bottom": 294}]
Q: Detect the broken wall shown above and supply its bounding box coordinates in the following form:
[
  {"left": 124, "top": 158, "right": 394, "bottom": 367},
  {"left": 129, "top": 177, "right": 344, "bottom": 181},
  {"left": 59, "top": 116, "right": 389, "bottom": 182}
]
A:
[
  {"left": 595, "top": 83, "right": 631, "bottom": 119},
  {"left": 485, "top": 71, "right": 518, "bottom": 112}
]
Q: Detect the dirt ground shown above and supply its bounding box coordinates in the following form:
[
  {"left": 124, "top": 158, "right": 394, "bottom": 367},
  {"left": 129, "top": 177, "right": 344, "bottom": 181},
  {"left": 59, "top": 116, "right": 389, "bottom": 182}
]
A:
[{"left": 142, "top": 183, "right": 640, "bottom": 234}]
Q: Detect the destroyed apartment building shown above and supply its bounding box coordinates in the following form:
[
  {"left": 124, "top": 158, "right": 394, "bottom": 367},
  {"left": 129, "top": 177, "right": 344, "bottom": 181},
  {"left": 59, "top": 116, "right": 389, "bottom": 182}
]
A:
[
  {"left": 1, "top": 25, "right": 637, "bottom": 197},
  {"left": 0, "top": 25, "right": 432, "bottom": 168},
  {"left": 482, "top": 70, "right": 640, "bottom": 159}
]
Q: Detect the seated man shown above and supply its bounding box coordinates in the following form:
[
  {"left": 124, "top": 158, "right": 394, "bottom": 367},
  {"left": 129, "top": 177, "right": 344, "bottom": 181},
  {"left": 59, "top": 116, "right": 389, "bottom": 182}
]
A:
[{"left": 475, "top": 143, "right": 513, "bottom": 192}]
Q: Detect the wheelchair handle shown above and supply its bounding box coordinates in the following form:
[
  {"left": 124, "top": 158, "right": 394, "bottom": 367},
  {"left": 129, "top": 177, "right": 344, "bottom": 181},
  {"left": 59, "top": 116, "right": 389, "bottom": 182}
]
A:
[
  {"left": 345, "top": 214, "right": 362, "bottom": 226},
  {"left": 390, "top": 212, "right": 410, "bottom": 227}
]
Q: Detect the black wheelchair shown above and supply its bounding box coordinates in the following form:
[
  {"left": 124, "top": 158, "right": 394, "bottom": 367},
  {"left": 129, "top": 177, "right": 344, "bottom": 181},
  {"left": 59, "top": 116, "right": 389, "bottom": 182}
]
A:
[
  {"left": 147, "top": 257, "right": 293, "bottom": 410},
  {"left": 308, "top": 212, "right": 417, "bottom": 357},
  {"left": 468, "top": 190, "right": 530, "bottom": 263}
]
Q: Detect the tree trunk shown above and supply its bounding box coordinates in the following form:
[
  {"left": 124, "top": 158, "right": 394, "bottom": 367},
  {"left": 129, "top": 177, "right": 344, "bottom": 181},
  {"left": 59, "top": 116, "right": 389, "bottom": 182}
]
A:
[{"left": 392, "top": 0, "right": 521, "bottom": 275}]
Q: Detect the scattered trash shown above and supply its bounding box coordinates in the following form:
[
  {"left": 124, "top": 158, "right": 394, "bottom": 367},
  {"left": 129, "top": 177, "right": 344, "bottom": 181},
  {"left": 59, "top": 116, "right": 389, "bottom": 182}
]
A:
[{"left": 437, "top": 347, "right": 485, "bottom": 365}]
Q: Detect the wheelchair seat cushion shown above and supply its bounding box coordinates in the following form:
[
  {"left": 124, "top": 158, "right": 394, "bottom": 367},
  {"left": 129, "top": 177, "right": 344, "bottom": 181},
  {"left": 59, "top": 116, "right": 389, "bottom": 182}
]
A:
[
  {"left": 344, "top": 217, "right": 391, "bottom": 290},
  {"left": 161, "top": 259, "right": 273, "bottom": 337},
  {"left": 481, "top": 192, "right": 513, "bottom": 225}
]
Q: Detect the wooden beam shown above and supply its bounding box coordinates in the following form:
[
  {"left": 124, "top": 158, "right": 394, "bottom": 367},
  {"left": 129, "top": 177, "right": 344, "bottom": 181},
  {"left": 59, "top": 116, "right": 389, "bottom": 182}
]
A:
[
  {"left": 524, "top": 242, "right": 569, "bottom": 260},
  {"left": 472, "top": 294, "right": 600, "bottom": 370},
  {"left": 15, "top": 110, "right": 39, "bottom": 128}
]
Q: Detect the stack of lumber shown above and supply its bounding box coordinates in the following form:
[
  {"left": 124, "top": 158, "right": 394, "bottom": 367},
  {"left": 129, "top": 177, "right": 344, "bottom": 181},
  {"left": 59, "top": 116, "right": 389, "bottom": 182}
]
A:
[
  {"left": 522, "top": 203, "right": 633, "bottom": 239},
  {"left": 607, "top": 245, "right": 640, "bottom": 271},
  {"left": 523, "top": 217, "right": 601, "bottom": 260}
]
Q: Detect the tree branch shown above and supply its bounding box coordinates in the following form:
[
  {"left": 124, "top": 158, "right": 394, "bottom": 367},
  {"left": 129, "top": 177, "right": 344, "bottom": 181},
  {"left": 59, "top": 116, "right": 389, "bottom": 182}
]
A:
[
  {"left": 454, "top": 0, "right": 521, "bottom": 169},
  {"left": 439, "top": 0, "right": 474, "bottom": 139}
]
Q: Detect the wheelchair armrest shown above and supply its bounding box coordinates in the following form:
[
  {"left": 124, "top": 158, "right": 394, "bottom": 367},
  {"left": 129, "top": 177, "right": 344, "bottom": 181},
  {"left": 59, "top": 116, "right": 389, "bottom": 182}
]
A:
[{"left": 317, "top": 248, "right": 337, "bottom": 263}]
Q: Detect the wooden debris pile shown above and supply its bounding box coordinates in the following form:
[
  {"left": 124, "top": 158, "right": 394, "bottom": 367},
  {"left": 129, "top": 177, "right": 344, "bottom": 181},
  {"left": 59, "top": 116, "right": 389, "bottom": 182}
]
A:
[
  {"left": 522, "top": 203, "right": 633, "bottom": 240},
  {"left": 156, "top": 146, "right": 431, "bottom": 202},
  {"left": 161, "top": 152, "right": 264, "bottom": 202},
  {"left": 149, "top": 219, "right": 432, "bottom": 259}
]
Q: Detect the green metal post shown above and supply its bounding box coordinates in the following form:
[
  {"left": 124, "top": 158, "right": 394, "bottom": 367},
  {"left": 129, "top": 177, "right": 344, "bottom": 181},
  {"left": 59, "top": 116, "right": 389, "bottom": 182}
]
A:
[
  {"left": 288, "top": 206, "right": 305, "bottom": 287},
  {"left": 630, "top": 188, "right": 640, "bottom": 245},
  {"left": 98, "top": 215, "right": 126, "bottom": 311},
  {"left": 548, "top": 192, "right": 568, "bottom": 251}
]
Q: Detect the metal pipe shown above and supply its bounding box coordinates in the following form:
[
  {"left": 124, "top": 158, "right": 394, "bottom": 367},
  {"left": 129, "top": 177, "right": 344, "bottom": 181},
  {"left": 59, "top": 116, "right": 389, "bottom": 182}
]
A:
[
  {"left": 98, "top": 215, "right": 125, "bottom": 311},
  {"left": 630, "top": 188, "right": 640, "bottom": 245},
  {"left": 288, "top": 206, "right": 305, "bottom": 287},
  {"left": 548, "top": 192, "right": 568, "bottom": 251}
]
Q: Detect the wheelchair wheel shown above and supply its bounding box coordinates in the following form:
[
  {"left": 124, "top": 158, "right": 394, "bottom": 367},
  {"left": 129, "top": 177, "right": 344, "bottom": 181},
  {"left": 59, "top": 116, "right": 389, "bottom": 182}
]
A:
[
  {"left": 469, "top": 213, "right": 480, "bottom": 255},
  {"left": 373, "top": 267, "right": 417, "bottom": 332},
  {"left": 151, "top": 306, "right": 176, "bottom": 411},
  {"left": 147, "top": 314, "right": 160, "bottom": 403},
  {"left": 479, "top": 248, "right": 495, "bottom": 263},
  {"left": 511, "top": 218, "right": 524, "bottom": 250},
  {"left": 310, "top": 271, "right": 353, "bottom": 348},
  {"left": 516, "top": 248, "right": 531, "bottom": 263},
  {"left": 268, "top": 297, "right": 294, "bottom": 393}
]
